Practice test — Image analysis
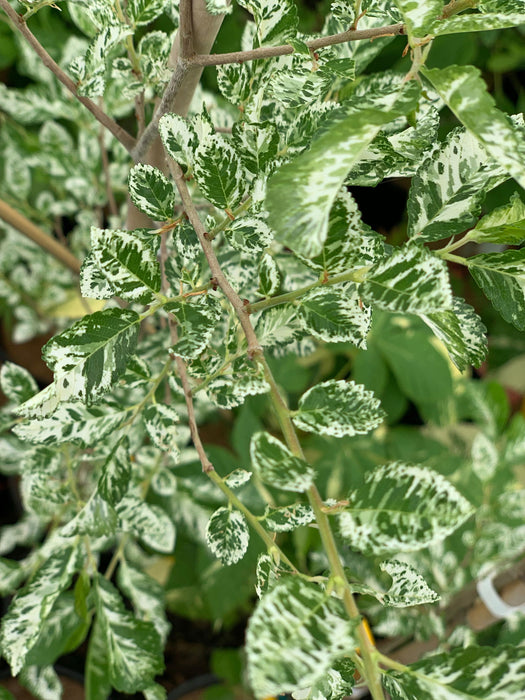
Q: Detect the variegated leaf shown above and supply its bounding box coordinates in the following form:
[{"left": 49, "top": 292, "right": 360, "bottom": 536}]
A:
[
  {"left": 238, "top": 0, "right": 298, "bottom": 45},
  {"left": 421, "top": 297, "right": 487, "bottom": 371},
  {"left": 407, "top": 129, "right": 508, "bottom": 241},
  {"left": 94, "top": 575, "right": 164, "bottom": 693},
  {"left": 204, "top": 0, "right": 232, "bottom": 14},
  {"left": 255, "top": 306, "right": 304, "bottom": 350},
  {"left": 297, "top": 285, "right": 371, "bottom": 348},
  {"left": 262, "top": 503, "right": 315, "bottom": 532},
  {"left": 117, "top": 561, "right": 170, "bottom": 642},
  {"left": 206, "top": 507, "right": 250, "bottom": 565},
  {"left": 246, "top": 577, "right": 358, "bottom": 698},
  {"left": 258, "top": 253, "right": 281, "bottom": 296},
  {"left": 85, "top": 616, "right": 112, "bottom": 700},
  {"left": 61, "top": 493, "right": 118, "bottom": 538},
  {"left": 0, "top": 546, "right": 79, "bottom": 675},
  {"left": 91, "top": 227, "right": 161, "bottom": 304},
  {"left": 193, "top": 134, "right": 249, "bottom": 211},
  {"left": 166, "top": 293, "right": 222, "bottom": 360},
  {"left": 393, "top": 0, "right": 443, "bottom": 38},
  {"left": 423, "top": 65, "right": 525, "bottom": 190},
  {"left": 19, "top": 666, "right": 61, "bottom": 700},
  {"left": 339, "top": 462, "right": 474, "bottom": 554},
  {"left": 255, "top": 553, "right": 294, "bottom": 598},
  {"left": 127, "top": 0, "right": 169, "bottom": 26},
  {"left": 380, "top": 560, "right": 440, "bottom": 607},
  {"left": 295, "top": 657, "right": 356, "bottom": 700},
  {"left": 384, "top": 645, "right": 525, "bottom": 699},
  {"left": 42, "top": 308, "right": 140, "bottom": 403},
  {"left": 128, "top": 163, "right": 176, "bottom": 221},
  {"left": 471, "top": 432, "right": 498, "bottom": 482},
  {"left": 250, "top": 431, "right": 316, "bottom": 492},
  {"left": 0, "top": 558, "right": 26, "bottom": 596},
  {"left": 467, "top": 249, "right": 525, "bottom": 330},
  {"left": 117, "top": 495, "right": 175, "bottom": 553},
  {"left": 0, "top": 362, "right": 38, "bottom": 404},
  {"left": 293, "top": 379, "right": 385, "bottom": 438},
  {"left": 232, "top": 121, "right": 280, "bottom": 173},
  {"left": 80, "top": 254, "right": 115, "bottom": 300},
  {"left": 206, "top": 359, "right": 269, "bottom": 408},
  {"left": 469, "top": 192, "right": 525, "bottom": 244},
  {"left": 98, "top": 439, "right": 131, "bottom": 506},
  {"left": 158, "top": 113, "right": 199, "bottom": 170},
  {"left": 361, "top": 243, "right": 452, "bottom": 313},
  {"left": 431, "top": 0, "right": 525, "bottom": 35},
  {"left": 266, "top": 80, "right": 419, "bottom": 257},
  {"left": 143, "top": 404, "right": 180, "bottom": 452},
  {"left": 224, "top": 216, "right": 273, "bottom": 254},
  {"left": 224, "top": 469, "right": 252, "bottom": 489}
]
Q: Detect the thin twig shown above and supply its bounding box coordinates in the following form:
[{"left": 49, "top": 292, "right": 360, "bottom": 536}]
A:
[
  {"left": 98, "top": 123, "right": 119, "bottom": 218},
  {"left": 0, "top": 199, "right": 81, "bottom": 274},
  {"left": 179, "top": 0, "right": 195, "bottom": 60},
  {"left": 0, "top": 0, "right": 137, "bottom": 154},
  {"left": 190, "top": 22, "right": 404, "bottom": 66}
]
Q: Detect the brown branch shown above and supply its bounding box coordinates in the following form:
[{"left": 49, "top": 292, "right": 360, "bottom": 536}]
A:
[
  {"left": 0, "top": 199, "right": 81, "bottom": 275},
  {"left": 0, "top": 0, "right": 137, "bottom": 154},
  {"left": 179, "top": 0, "right": 195, "bottom": 60},
  {"left": 190, "top": 22, "right": 405, "bottom": 66},
  {"left": 98, "top": 124, "right": 119, "bottom": 219}
]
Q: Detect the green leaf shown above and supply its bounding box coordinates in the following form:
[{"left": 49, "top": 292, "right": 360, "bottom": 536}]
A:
[
  {"left": 0, "top": 546, "right": 79, "bottom": 675},
  {"left": 469, "top": 193, "right": 525, "bottom": 244},
  {"left": 258, "top": 253, "right": 281, "bottom": 297},
  {"left": 98, "top": 439, "right": 131, "bottom": 506},
  {"left": 166, "top": 293, "right": 222, "bottom": 360},
  {"left": 0, "top": 362, "right": 38, "bottom": 404},
  {"left": 299, "top": 657, "right": 356, "bottom": 700},
  {"left": 42, "top": 309, "right": 140, "bottom": 403},
  {"left": 393, "top": 0, "right": 443, "bottom": 38},
  {"left": 250, "top": 431, "right": 316, "bottom": 492},
  {"left": 339, "top": 462, "right": 474, "bottom": 554},
  {"left": 431, "top": 0, "right": 525, "bottom": 35},
  {"left": 246, "top": 577, "right": 358, "bottom": 698},
  {"left": 158, "top": 113, "right": 198, "bottom": 170},
  {"left": 193, "top": 134, "right": 249, "bottom": 211},
  {"left": 206, "top": 507, "right": 250, "bottom": 565},
  {"left": 0, "top": 558, "right": 26, "bottom": 595},
  {"left": 379, "top": 560, "right": 440, "bottom": 607},
  {"left": 297, "top": 285, "right": 371, "bottom": 348},
  {"left": 384, "top": 645, "right": 525, "bottom": 699},
  {"left": 85, "top": 617, "right": 112, "bottom": 700},
  {"left": 232, "top": 121, "right": 280, "bottom": 173},
  {"left": 117, "top": 496, "right": 176, "bottom": 553},
  {"left": 128, "top": 163, "right": 176, "bottom": 221},
  {"left": 91, "top": 228, "right": 161, "bottom": 304},
  {"left": 238, "top": 0, "right": 298, "bottom": 45},
  {"left": 118, "top": 561, "right": 170, "bottom": 642},
  {"left": 143, "top": 404, "right": 180, "bottom": 453},
  {"left": 266, "top": 80, "right": 419, "bottom": 257},
  {"left": 361, "top": 243, "right": 452, "bottom": 314},
  {"left": 61, "top": 494, "right": 118, "bottom": 538},
  {"left": 407, "top": 128, "right": 508, "bottom": 242},
  {"left": 127, "top": 0, "right": 169, "bottom": 26},
  {"left": 19, "top": 666, "right": 61, "bottom": 700},
  {"left": 293, "top": 379, "right": 385, "bottom": 438},
  {"left": 94, "top": 575, "right": 164, "bottom": 693},
  {"left": 262, "top": 503, "right": 315, "bottom": 532},
  {"left": 421, "top": 297, "right": 487, "bottom": 371},
  {"left": 467, "top": 248, "right": 525, "bottom": 330},
  {"left": 423, "top": 65, "right": 525, "bottom": 190},
  {"left": 224, "top": 216, "right": 273, "bottom": 254}
]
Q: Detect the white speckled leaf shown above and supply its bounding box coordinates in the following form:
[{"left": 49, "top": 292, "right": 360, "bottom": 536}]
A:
[
  {"left": 206, "top": 507, "right": 250, "bottom": 565},
  {"left": 258, "top": 253, "right": 281, "bottom": 297},
  {"left": 262, "top": 503, "right": 315, "bottom": 532},
  {"left": 232, "top": 121, "right": 280, "bottom": 173},
  {"left": 238, "top": 0, "right": 297, "bottom": 45},
  {"left": 19, "top": 666, "right": 61, "bottom": 700},
  {"left": 293, "top": 380, "right": 385, "bottom": 438},
  {"left": 193, "top": 134, "right": 248, "bottom": 211},
  {"left": 206, "top": 359, "right": 269, "bottom": 408},
  {"left": 255, "top": 306, "right": 304, "bottom": 350},
  {"left": 407, "top": 129, "right": 508, "bottom": 242},
  {"left": 117, "top": 561, "right": 170, "bottom": 643},
  {"left": 393, "top": 0, "right": 443, "bottom": 37},
  {"left": 298, "top": 285, "right": 371, "bottom": 348},
  {"left": 98, "top": 439, "right": 131, "bottom": 506},
  {"left": 127, "top": 0, "right": 169, "bottom": 26},
  {"left": 0, "top": 362, "right": 38, "bottom": 404},
  {"left": 143, "top": 404, "right": 180, "bottom": 452},
  {"left": 246, "top": 577, "right": 358, "bottom": 698},
  {"left": 423, "top": 65, "right": 525, "bottom": 190},
  {"left": 224, "top": 469, "right": 252, "bottom": 489},
  {"left": 250, "top": 432, "right": 316, "bottom": 492},
  {"left": 94, "top": 575, "right": 164, "bottom": 693},
  {"left": 167, "top": 294, "right": 222, "bottom": 360},
  {"left": 42, "top": 308, "right": 140, "bottom": 403},
  {"left": 361, "top": 243, "right": 453, "bottom": 313},
  {"left": 384, "top": 645, "right": 525, "bottom": 700},
  {"left": 431, "top": 0, "right": 525, "bottom": 35},
  {"left": 91, "top": 228, "right": 161, "bottom": 304},
  {"left": 467, "top": 248, "right": 525, "bottom": 330},
  {"left": 380, "top": 560, "right": 440, "bottom": 607},
  {"left": 61, "top": 493, "right": 118, "bottom": 538},
  {"left": 470, "top": 193, "right": 525, "bottom": 244},
  {"left": 128, "top": 163, "right": 175, "bottom": 221},
  {"left": 80, "top": 254, "right": 115, "bottom": 300},
  {"left": 0, "top": 546, "right": 79, "bottom": 675},
  {"left": 339, "top": 462, "right": 474, "bottom": 554},
  {"left": 158, "top": 113, "right": 199, "bottom": 169},
  {"left": 471, "top": 432, "right": 499, "bottom": 482},
  {"left": 255, "top": 553, "right": 294, "bottom": 598},
  {"left": 266, "top": 81, "right": 419, "bottom": 257},
  {"left": 204, "top": 0, "right": 232, "bottom": 14},
  {"left": 224, "top": 216, "right": 273, "bottom": 254},
  {"left": 117, "top": 495, "right": 175, "bottom": 553},
  {"left": 421, "top": 297, "right": 487, "bottom": 371}
]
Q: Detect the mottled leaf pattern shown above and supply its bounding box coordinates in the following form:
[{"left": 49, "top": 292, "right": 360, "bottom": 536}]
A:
[
  {"left": 471, "top": 432, "right": 498, "bottom": 482},
  {"left": 250, "top": 432, "right": 316, "bottom": 492},
  {"left": 158, "top": 113, "right": 198, "bottom": 169},
  {"left": 361, "top": 243, "right": 452, "bottom": 313},
  {"left": 167, "top": 294, "right": 222, "bottom": 360},
  {"left": 293, "top": 380, "right": 385, "bottom": 438},
  {"left": 143, "top": 404, "right": 180, "bottom": 452},
  {"left": 232, "top": 121, "right": 280, "bottom": 173},
  {"left": 224, "top": 216, "right": 273, "bottom": 254},
  {"left": 224, "top": 469, "right": 252, "bottom": 489},
  {"left": 339, "top": 462, "right": 474, "bottom": 554},
  {"left": 393, "top": 0, "right": 443, "bottom": 37},
  {"left": 246, "top": 577, "right": 358, "bottom": 698},
  {"left": 127, "top": 0, "right": 169, "bottom": 26},
  {"left": 262, "top": 503, "right": 315, "bottom": 532},
  {"left": 0, "top": 362, "right": 38, "bottom": 404},
  {"left": 118, "top": 561, "right": 170, "bottom": 642},
  {"left": 380, "top": 560, "right": 440, "bottom": 607},
  {"left": 206, "top": 507, "right": 250, "bottom": 565},
  {"left": 238, "top": 0, "right": 298, "bottom": 45},
  {"left": 128, "top": 163, "right": 176, "bottom": 221},
  {"left": 432, "top": 0, "right": 525, "bottom": 35},
  {"left": 470, "top": 193, "right": 525, "bottom": 244},
  {"left": 97, "top": 439, "right": 131, "bottom": 505},
  {"left": 258, "top": 253, "right": 281, "bottom": 296},
  {"left": 467, "top": 249, "right": 525, "bottom": 330},
  {"left": 193, "top": 134, "right": 248, "bottom": 210},
  {"left": 117, "top": 496, "right": 175, "bottom": 553}
]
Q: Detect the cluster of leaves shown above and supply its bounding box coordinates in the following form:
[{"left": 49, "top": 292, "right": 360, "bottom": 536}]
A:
[{"left": 0, "top": 0, "right": 525, "bottom": 699}]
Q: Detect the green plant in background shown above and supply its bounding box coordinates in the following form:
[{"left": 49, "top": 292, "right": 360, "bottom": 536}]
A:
[{"left": 0, "top": 0, "right": 525, "bottom": 699}]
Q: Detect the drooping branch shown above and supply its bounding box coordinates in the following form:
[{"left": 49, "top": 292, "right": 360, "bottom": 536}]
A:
[
  {"left": 0, "top": 0, "right": 137, "bottom": 154},
  {"left": 0, "top": 199, "right": 81, "bottom": 274}
]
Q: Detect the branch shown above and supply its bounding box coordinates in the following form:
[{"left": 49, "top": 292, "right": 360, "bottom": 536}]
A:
[
  {"left": 0, "top": 0, "right": 136, "bottom": 154},
  {"left": 190, "top": 22, "right": 405, "bottom": 66},
  {"left": 179, "top": 0, "right": 195, "bottom": 60},
  {"left": 0, "top": 199, "right": 81, "bottom": 274}
]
